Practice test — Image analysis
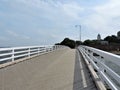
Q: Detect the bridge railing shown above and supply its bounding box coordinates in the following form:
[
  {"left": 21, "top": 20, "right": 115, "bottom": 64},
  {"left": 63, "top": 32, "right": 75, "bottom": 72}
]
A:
[
  {"left": 0, "top": 45, "right": 66, "bottom": 65},
  {"left": 78, "top": 46, "right": 120, "bottom": 90}
]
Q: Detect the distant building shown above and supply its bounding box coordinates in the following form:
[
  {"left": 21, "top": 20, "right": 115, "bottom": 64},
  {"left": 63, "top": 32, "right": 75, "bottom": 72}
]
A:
[
  {"left": 97, "top": 34, "right": 109, "bottom": 45},
  {"left": 117, "top": 31, "right": 120, "bottom": 39},
  {"left": 97, "top": 34, "right": 101, "bottom": 40},
  {"left": 100, "top": 40, "right": 109, "bottom": 45}
]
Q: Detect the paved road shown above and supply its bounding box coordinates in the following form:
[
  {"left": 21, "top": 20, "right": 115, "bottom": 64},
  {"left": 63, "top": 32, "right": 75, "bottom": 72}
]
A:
[
  {"left": 0, "top": 48, "right": 97, "bottom": 90},
  {"left": 73, "top": 50, "right": 97, "bottom": 90}
]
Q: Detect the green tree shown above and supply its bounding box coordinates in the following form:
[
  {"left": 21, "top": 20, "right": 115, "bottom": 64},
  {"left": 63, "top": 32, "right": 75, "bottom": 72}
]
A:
[
  {"left": 60, "top": 38, "right": 75, "bottom": 48},
  {"left": 104, "top": 35, "right": 118, "bottom": 43},
  {"left": 83, "top": 39, "right": 92, "bottom": 45},
  {"left": 75, "top": 41, "right": 82, "bottom": 47},
  {"left": 83, "top": 39, "right": 99, "bottom": 45}
]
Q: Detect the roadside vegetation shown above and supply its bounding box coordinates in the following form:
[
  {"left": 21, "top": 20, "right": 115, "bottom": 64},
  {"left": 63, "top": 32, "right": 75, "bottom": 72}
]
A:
[{"left": 55, "top": 35, "right": 120, "bottom": 51}]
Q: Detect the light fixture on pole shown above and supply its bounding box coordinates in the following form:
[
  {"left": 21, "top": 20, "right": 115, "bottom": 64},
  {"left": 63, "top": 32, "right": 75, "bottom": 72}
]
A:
[{"left": 75, "top": 25, "right": 81, "bottom": 41}]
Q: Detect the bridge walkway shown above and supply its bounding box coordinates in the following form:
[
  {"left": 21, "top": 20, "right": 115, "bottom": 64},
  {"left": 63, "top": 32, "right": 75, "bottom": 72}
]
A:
[{"left": 0, "top": 48, "right": 97, "bottom": 90}]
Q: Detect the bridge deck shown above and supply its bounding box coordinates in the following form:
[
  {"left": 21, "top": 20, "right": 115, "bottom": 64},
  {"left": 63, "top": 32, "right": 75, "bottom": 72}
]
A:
[{"left": 0, "top": 48, "right": 97, "bottom": 90}]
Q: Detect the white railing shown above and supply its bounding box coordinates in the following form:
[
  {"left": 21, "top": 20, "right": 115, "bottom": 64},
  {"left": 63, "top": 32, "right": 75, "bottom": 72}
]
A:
[
  {"left": 0, "top": 45, "right": 67, "bottom": 64},
  {"left": 78, "top": 45, "right": 120, "bottom": 90}
]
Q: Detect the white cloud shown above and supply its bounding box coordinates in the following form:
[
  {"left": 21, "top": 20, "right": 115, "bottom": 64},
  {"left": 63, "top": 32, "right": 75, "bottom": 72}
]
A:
[
  {"left": 61, "top": 2, "right": 84, "bottom": 19},
  {"left": 94, "top": 0, "right": 120, "bottom": 17},
  {"left": 22, "top": 36, "right": 30, "bottom": 40},
  {"left": 83, "top": 14, "right": 110, "bottom": 31},
  {"left": 6, "top": 30, "right": 19, "bottom": 37},
  {"left": 82, "top": 0, "right": 120, "bottom": 39},
  {"left": 6, "top": 30, "right": 30, "bottom": 40},
  {"left": 13, "top": 0, "right": 84, "bottom": 20}
]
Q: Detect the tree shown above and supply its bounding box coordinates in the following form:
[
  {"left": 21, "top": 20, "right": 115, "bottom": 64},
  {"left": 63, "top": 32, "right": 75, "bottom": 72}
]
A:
[
  {"left": 60, "top": 38, "right": 75, "bottom": 48},
  {"left": 75, "top": 41, "right": 82, "bottom": 47},
  {"left": 55, "top": 38, "right": 76, "bottom": 48},
  {"left": 104, "top": 35, "right": 118, "bottom": 43},
  {"left": 83, "top": 39, "right": 92, "bottom": 45},
  {"left": 83, "top": 39, "right": 100, "bottom": 45}
]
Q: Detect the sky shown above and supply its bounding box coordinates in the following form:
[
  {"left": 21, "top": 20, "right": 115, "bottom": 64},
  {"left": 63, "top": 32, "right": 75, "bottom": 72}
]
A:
[{"left": 0, "top": 0, "right": 120, "bottom": 47}]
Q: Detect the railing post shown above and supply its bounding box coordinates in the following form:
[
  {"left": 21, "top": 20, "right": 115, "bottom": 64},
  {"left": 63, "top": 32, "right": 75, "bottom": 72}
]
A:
[
  {"left": 28, "top": 48, "right": 30, "bottom": 57},
  {"left": 38, "top": 47, "right": 40, "bottom": 55},
  {"left": 12, "top": 48, "right": 15, "bottom": 62},
  {"left": 44, "top": 47, "right": 46, "bottom": 53},
  {"left": 99, "top": 56, "right": 105, "bottom": 72},
  {"left": 90, "top": 51, "right": 94, "bottom": 60}
]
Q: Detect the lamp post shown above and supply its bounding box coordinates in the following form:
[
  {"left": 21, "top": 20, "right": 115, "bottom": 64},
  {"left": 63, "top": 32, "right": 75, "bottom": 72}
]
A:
[{"left": 75, "top": 25, "right": 81, "bottom": 42}]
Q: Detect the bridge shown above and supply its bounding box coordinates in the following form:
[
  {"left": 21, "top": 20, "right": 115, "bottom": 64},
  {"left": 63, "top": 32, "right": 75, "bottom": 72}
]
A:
[{"left": 0, "top": 45, "right": 120, "bottom": 90}]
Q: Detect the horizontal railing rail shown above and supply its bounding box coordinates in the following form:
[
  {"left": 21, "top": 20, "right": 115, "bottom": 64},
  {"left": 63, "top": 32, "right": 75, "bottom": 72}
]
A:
[
  {"left": 78, "top": 45, "right": 120, "bottom": 90},
  {"left": 0, "top": 45, "right": 67, "bottom": 65}
]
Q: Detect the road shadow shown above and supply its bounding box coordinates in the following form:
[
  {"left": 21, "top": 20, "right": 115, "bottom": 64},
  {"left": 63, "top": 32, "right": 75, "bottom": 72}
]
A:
[
  {"left": 73, "top": 50, "right": 82, "bottom": 90},
  {"left": 73, "top": 50, "right": 97, "bottom": 90}
]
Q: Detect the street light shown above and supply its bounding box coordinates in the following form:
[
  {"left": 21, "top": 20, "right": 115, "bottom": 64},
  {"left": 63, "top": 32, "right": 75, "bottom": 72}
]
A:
[{"left": 75, "top": 25, "right": 81, "bottom": 41}]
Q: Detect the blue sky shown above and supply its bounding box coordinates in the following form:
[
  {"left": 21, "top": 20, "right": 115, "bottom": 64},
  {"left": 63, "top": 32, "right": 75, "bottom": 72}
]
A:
[{"left": 0, "top": 0, "right": 120, "bottom": 46}]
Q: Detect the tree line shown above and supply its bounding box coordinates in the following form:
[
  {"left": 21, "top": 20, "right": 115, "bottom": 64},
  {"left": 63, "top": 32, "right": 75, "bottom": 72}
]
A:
[{"left": 55, "top": 35, "right": 120, "bottom": 49}]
